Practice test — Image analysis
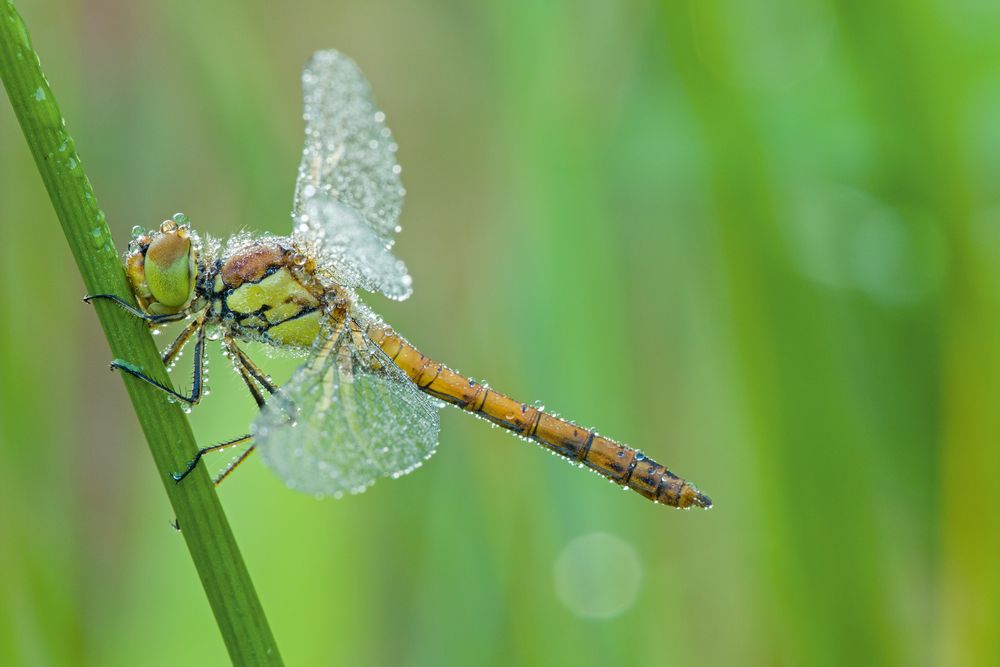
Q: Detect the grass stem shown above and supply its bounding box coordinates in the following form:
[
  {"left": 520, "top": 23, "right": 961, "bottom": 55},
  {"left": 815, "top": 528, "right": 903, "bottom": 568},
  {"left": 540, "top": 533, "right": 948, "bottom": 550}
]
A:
[{"left": 0, "top": 3, "right": 283, "bottom": 664}]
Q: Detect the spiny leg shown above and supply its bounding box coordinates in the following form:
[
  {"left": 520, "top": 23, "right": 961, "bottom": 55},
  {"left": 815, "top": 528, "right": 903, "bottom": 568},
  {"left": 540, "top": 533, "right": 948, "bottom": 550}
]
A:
[
  {"left": 207, "top": 336, "right": 300, "bottom": 486},
  {"left": 225, "top": 337, "right": 279, "bottom": 395},
  {"left": 235, "top": 365, "right": 267, "bottom": 409},
  {"left": 90, "top": 297, "right": 225, "bottom": 485},
  {"left": 174, "top": 338, "right": 274, "bottom": 487},
  {"left": 172, "top": 361, "right": 262, "bottom": 485},
  {"left": 181, "top": 320, "right": 351, "bottom": 488},
  {"left": 212, "top": 444, "right": 257, "bottom": 487},
  {"left": 161, "top": 315, "right": 205, "bottom": 367},
  {"left": 84, "top": 294, "right": 188, "bottom": 325},
  {"left": 197, "top": 335, "right": 321, "bottom": 487},
  {"left": 113, "top": 312, "right": 207, "bottom": 405},
  {"left": 204, "top": 362, "right": 265, "bottom": 487},
  {"left": 172, "top": 434, "right": 252, "bottom": 483}
]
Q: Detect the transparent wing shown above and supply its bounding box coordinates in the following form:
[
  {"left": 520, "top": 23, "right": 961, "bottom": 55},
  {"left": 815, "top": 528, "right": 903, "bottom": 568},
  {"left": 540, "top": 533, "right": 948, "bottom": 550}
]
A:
[
  {"left": 293, "top": 49, "right": 412, "bottom": 300},
  {"left": 252, "top": 324, "right": 440, "bottom": 497},
  {"left": 296, "top": 195, "right": 412, "bottom": 300}
]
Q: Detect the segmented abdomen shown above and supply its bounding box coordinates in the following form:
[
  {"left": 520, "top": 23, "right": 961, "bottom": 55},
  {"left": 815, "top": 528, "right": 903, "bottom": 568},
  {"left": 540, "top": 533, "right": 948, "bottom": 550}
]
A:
[{"left": 365, "top": 322, "right": 711, "bottom": 509}]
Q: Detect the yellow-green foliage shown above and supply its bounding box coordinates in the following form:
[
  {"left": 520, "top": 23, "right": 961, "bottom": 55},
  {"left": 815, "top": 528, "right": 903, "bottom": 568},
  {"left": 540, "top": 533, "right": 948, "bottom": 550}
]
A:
[{"left": 2, "top": 0, "right": 998, "bottom": 665}]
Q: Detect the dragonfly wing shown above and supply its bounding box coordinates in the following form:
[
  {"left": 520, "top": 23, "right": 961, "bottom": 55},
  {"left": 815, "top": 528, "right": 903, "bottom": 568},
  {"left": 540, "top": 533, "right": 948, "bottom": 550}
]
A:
[
  {"left": 252, "top": 325, "right": 440, "bottom": 497},
  {"left": 294, "top": 49, "right": 412, "bottom": 300},
  {"left": 296, "top": 194, "right": 412, "bottom": 300}
]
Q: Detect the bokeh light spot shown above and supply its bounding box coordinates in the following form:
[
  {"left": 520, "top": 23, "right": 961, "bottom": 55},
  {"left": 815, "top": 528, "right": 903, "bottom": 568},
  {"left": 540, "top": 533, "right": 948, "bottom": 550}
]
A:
[{"left": 553, "top": 532, "right": 643, "bottom": 620}]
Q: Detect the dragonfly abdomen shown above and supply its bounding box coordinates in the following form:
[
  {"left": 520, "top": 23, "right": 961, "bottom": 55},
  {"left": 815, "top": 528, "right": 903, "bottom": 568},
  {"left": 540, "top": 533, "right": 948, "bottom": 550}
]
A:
[{"left": 366, "top": 322, "right": 711, "bottom": 509}]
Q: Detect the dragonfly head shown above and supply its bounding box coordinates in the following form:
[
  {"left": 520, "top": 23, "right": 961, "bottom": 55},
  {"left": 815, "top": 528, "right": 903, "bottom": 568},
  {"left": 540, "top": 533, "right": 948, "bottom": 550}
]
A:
[{"left": 125, "top": 215, "right": 199, "bottom": 315}]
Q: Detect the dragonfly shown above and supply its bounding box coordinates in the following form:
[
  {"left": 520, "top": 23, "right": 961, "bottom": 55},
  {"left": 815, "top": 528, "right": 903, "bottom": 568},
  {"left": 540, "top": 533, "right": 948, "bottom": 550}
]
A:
[{"left": 86, "top": 50, "right": 711, "bottom": 510}]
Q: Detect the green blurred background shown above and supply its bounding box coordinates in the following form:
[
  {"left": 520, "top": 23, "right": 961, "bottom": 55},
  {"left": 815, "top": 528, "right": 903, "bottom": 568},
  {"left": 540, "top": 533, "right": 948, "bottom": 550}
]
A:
[{"left": 2, "top": 0, "right": 999, "bottom": 664}]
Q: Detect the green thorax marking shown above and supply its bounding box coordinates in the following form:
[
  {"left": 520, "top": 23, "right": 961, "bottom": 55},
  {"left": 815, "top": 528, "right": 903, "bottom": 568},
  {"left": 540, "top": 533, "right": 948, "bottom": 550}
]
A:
[{"left": 211, "top": 245, "right": 327, "bottom": 348}]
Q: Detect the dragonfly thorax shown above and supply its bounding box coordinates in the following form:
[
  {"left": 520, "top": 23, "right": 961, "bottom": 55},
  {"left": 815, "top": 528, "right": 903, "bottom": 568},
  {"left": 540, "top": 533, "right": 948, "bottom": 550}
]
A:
[{"left": 206, "top": 234, "right": 340, "bottom": 349}]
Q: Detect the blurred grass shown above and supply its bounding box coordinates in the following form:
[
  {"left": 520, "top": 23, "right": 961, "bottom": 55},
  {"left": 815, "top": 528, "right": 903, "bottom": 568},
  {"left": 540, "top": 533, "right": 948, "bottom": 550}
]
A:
[
  {"left": 0, "top": 3, "right": 282, "bottom": 664},
  {"left": 2, "top": 0, "right": 999, "bottom": 665}
]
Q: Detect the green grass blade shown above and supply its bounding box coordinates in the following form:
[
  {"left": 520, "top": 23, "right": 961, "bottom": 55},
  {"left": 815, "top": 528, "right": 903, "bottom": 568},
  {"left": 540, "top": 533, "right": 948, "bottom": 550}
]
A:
[{"left": 0, "top": 2, "right": 282, "bottom": 664}]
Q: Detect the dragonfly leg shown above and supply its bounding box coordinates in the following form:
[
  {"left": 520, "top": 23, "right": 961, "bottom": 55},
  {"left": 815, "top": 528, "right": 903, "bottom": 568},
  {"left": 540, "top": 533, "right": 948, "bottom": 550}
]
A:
[
  {"left": 224, "top": 337, "right": 279, "bottom": 396},
  {"left": 224, "top": 340, "right": 268, "bottom": 409},
  {"left": 172, "top": 434, "right": 252, "bottom": 483},
  {"left": 212, "top": 444, "right": 256, "bottom": 486},
  {"left": 174, "top": 340, "right": 268, "bottom": 488},
  {"left": 161, "top": 312, "right": 207, "bottom": 367},
  {"left": 235, "top": 365, "right": 267, "bottom": 409},
  {"left": 112, "top": 317, "right": 207, "bottom": 405},
  {"left": 84, "top": 294, "right": 188, "bottom": 325}
]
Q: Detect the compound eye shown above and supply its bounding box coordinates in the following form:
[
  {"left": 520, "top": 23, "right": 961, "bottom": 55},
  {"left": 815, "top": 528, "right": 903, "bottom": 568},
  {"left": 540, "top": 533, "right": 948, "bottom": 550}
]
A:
[{"left": 145, "top": 231, "right": 193, "bottom": 308}]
